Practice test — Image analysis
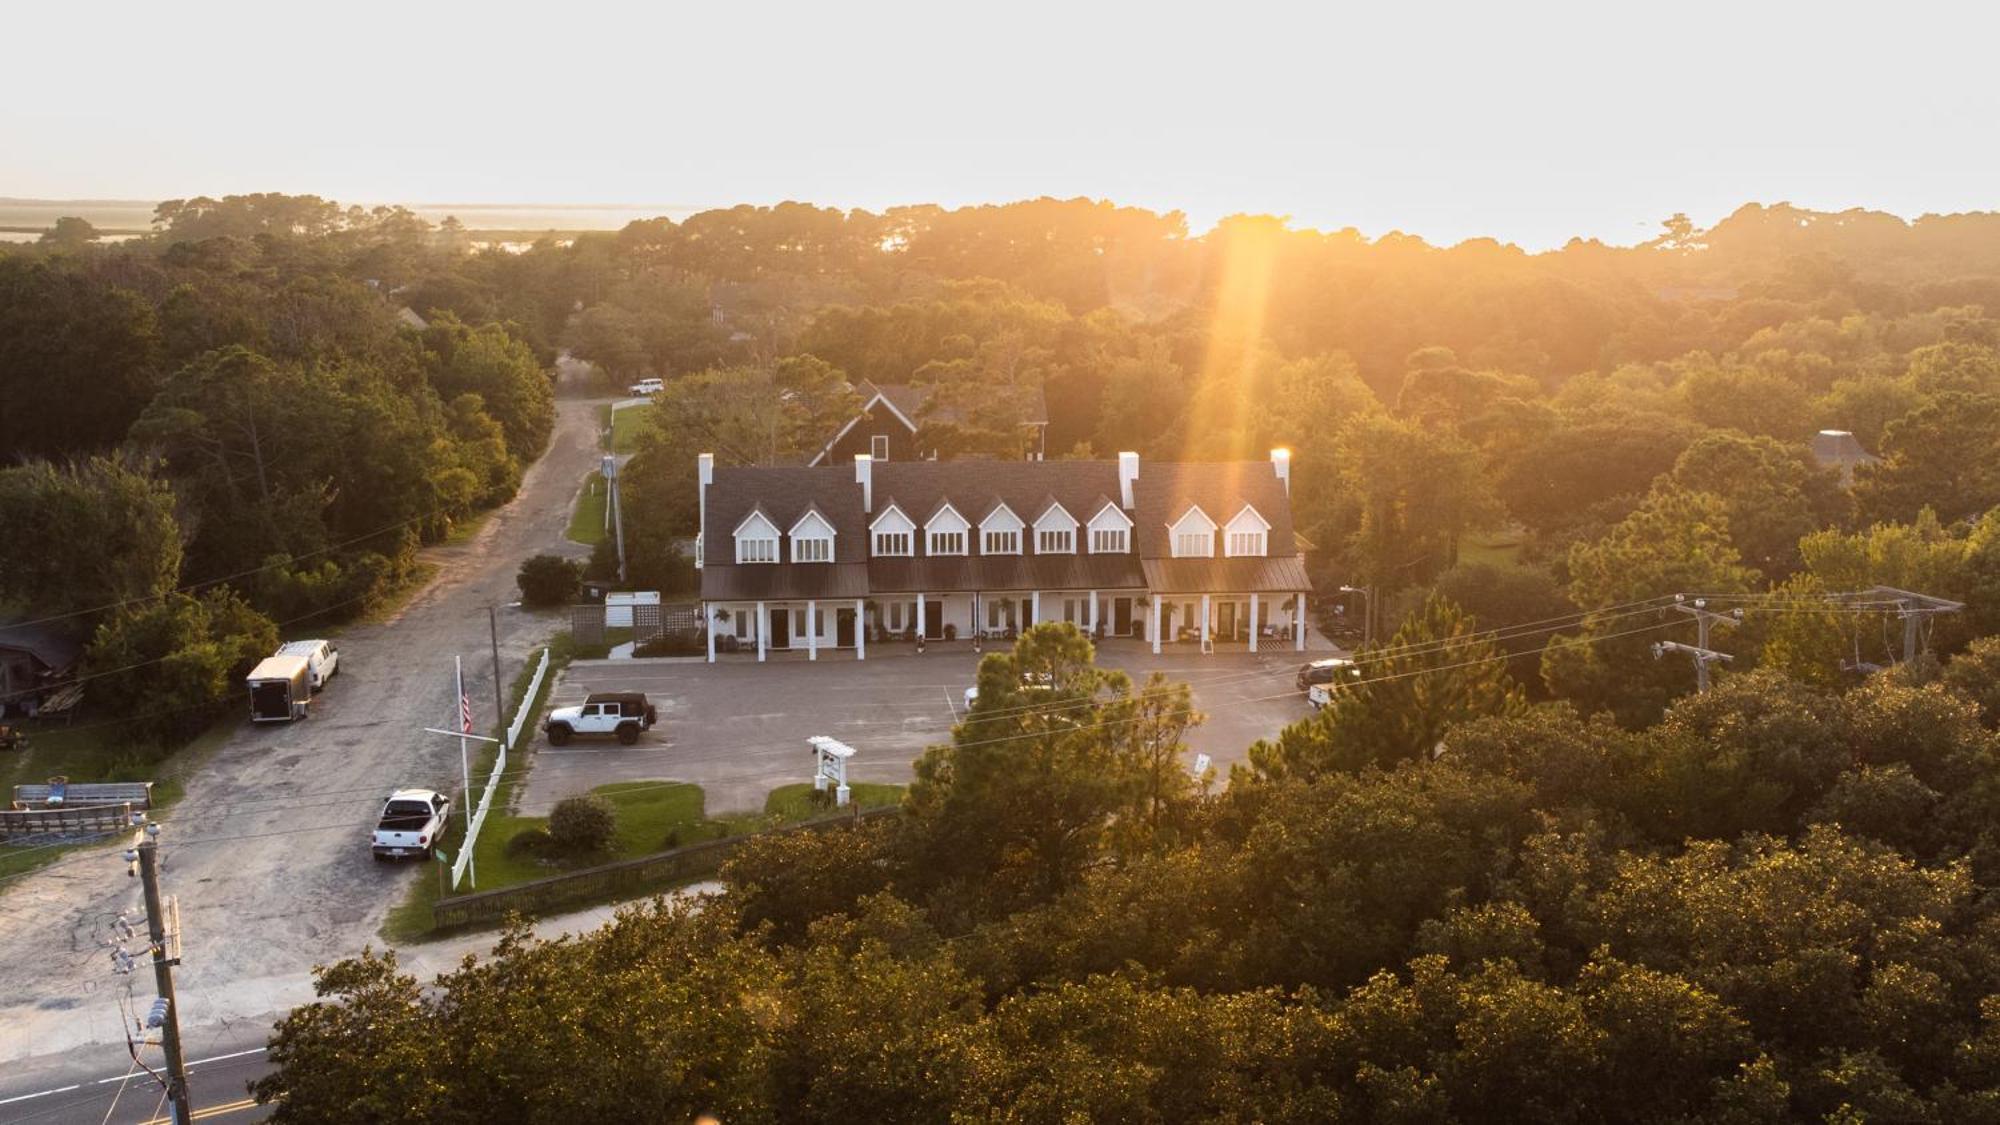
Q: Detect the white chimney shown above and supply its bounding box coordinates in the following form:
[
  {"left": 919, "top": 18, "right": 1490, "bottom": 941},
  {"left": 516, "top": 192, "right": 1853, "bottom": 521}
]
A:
[
  {"left": 697, "top": 452, "right": 714, "bottom": 523},
  {"left": 1118, "top": 451, "right": 1140, "bottom": 509},
  {"left": 855, "top": 453, "right": 873, "bottom": 512},
  {"left": 1271, "top": 448, "right": 1291, "bottom": 496}
]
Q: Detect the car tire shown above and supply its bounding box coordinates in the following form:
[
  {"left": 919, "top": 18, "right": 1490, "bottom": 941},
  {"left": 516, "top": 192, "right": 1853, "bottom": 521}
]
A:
[
  {"left": 617, "top": 723, "right": 639, "bottom": 745},
  {"left": 548, "top": 724, "right": 572, "bottom": 746}
]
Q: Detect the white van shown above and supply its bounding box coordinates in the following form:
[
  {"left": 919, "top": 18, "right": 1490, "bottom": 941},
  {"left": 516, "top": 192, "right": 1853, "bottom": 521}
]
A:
[{"left": 277, "top": 639, "right": 341, "bottom": 692}]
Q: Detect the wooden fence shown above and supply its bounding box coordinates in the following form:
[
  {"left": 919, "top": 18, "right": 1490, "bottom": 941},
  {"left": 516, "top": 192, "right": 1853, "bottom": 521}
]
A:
[
  {"left": 430, "top": 805, "right": 896, "bottom": 930},
  {"left": 0, "top": 802, "right": 134, "bottom": 842}
]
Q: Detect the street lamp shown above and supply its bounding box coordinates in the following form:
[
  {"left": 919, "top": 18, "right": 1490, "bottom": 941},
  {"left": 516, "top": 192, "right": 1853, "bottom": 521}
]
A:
[{"left": 1338, "top": 585, "right": 1375, "bottom": 648}]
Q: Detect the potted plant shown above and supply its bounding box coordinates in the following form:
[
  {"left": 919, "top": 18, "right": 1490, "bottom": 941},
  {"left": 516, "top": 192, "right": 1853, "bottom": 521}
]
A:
[{"left": 943, "top": 623, "right": 958, "bottom": 641}]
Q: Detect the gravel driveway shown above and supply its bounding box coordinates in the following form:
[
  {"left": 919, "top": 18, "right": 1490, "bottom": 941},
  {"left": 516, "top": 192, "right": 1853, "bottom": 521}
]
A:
[{"left": 0, "top": 376, "right": 605, "bottom": 1067}]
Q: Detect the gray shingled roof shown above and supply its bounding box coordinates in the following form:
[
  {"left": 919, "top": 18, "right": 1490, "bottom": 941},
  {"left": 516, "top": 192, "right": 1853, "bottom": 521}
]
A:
[
  {"left": 0, "top": 619, "right": 83, "bottom": 671},
  {"left": 868, "top": 555, "right": 1144, "bottom": 593},
  {"left": 703, "top": 467, "right": 868, "bottom": 568},
  {"left": 1131, "top": 462, "right": 1296, "bottom": 559},
  {"left": 871, "top": 462, "right": 1123, "bottom": 546},
  {"left": 1142, "top": 556, "right": 1312, "bottom": 594}
]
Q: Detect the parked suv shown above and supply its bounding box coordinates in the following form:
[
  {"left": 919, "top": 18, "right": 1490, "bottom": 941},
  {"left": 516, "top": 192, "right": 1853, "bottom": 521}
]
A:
[
  {"left": 1295, "top": 657, "right": 1358, "bottom": 693},
  {"left": 544, "top": 692, "right": 658, "bottom": 746},
  {"left": 629, "top": 378, "right": 665, "bottom": 396}
]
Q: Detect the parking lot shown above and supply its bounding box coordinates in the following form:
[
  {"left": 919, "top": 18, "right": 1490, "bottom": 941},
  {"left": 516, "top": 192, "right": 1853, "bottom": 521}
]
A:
[{"left": 516, "top": 641, "right": 1332, "bottom": 815}]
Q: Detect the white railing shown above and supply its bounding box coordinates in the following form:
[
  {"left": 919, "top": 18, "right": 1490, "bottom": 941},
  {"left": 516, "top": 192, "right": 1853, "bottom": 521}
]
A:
[{"left": 452, "top": 646, "right": 551, "bottom": 890}]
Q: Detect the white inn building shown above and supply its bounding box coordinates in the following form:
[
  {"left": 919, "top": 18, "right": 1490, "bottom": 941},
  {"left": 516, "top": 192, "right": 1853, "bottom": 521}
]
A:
[{"left": 696, "top": 450, "right": 1312, "bottom": 661}]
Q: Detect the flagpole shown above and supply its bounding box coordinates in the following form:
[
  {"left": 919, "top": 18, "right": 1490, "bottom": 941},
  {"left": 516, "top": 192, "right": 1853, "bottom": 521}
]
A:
[{"left": 456, "top": 654, "right": 474, "bottom": 889}]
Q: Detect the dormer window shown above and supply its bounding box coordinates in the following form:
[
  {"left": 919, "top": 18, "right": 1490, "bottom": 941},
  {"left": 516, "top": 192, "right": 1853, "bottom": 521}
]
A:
[
  {"left": 1224, "top": 505, "right": 1271, "bottom": 557},
  {"left": 789, "top": 508, "right": 836, "bottom": 564},
  {"left": 1086, "top": 501, "right": 1133, "bottom": 554},
  {"left": 979, "top": 502, "right": 1024, "bottom": 555},
  {"left": 925, "top": 502, "right": 969, "bottom": 557},
  {"left": 735, "top": 510, "right": 780, "bottom": 564},
  {"left": 1032, "top": 500, "right": 1078, "bottom": 555},
  {"left": 870, "top": 503, "right": 915, "bottom": 557},
  {"left": 1168, "top": 505, "right": 1217, "bottom": 558},
  {"left": 875, "top": 531, "right": 911, "bottom": 556}
]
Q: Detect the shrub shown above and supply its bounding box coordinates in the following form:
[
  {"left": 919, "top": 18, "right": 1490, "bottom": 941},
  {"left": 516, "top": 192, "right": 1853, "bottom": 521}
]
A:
[
  {"left": 634, "top": 630, "right": 704, "bottom": 657},
  {"left": 517, "top": 554, "right": 585, "bottom": 606},
  {"left": 505, "top": 827, "right": 554, "bottom": 858},
  {"left": 548, "top": 794, "right": 616, "bottom": 854}
]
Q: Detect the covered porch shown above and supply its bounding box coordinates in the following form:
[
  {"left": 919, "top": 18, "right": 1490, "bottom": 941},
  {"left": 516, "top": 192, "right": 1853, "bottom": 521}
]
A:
[{"left": 1140, "top": 555, "right": 1315, "bottom": 655}]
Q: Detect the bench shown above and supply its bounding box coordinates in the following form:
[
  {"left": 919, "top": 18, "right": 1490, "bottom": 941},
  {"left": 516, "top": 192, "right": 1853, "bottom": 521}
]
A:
[{"left": 12, "top": 781, "right": 154, "bottom": 810}]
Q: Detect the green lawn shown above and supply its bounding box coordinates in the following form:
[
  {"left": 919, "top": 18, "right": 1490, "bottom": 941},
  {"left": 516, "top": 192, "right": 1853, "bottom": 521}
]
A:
[
  {"left": 608, "top": 403, "right": 650, "bottom": 454},
  {"left": 567, "top": 471, "right": 607, "bottom": 546},
  {"left": 763, "top": 782, "right": 905, "bottom": 820},
  {"left": 0, "top": 716, "right": 238, "bottom": 880}
]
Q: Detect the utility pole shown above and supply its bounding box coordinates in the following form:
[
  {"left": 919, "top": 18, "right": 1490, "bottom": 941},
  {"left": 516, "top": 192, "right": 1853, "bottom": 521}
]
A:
[
  {"left": 603, "top": 453, "right": 627, "bottom": 585},
  {"left": 133, "top": 826, "right": 192, "bottom": 1125},
  {"left": 1870, "top": 585, "right": 1965, "bottom": 665},
  {"left": 1653, "top": 640, "right": 1734, "bottom": 692},
  {"left": 488, "top": 606, "right": 506, "bottom": 732},
  {"left": 1674, "top": 597, "right": 1742, "bottom": 661}
]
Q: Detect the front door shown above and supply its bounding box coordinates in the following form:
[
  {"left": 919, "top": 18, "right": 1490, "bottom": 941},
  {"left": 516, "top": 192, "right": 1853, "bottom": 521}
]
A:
[
  {"left": 1019, "top": 598, "right": 1032, "bottom": 631},
  {"left": 770, "top": 609, "right": 791, "bottom": 649},
  {"left": 1115, "top": 597, "right": 1133, "bottom": 636},
  {"left": 1219, "top": 601, "right": 1237, "bottom": 638},
  {"left": 836, "top": 608, "right": 855, "bottom": 647}
]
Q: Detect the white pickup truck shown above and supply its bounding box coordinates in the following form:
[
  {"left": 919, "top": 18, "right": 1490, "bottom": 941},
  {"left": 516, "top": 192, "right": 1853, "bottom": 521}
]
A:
[
  {"left": 371, "top": 789, "right": 450, "bottom": 861},
  {"left": 544, "top": 692, "right": 657, "bottom": 746}
]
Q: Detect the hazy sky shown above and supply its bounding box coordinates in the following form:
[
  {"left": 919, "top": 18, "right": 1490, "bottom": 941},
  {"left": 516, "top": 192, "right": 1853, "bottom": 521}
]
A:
[{"left": 5, "top": 0, "right": 1996, "bottom": 250}]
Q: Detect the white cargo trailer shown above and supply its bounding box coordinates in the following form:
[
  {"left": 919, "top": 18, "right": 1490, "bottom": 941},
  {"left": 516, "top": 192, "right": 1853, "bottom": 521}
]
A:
[{"left": 246, "top": 654, "right": 312, "bottom": 722}]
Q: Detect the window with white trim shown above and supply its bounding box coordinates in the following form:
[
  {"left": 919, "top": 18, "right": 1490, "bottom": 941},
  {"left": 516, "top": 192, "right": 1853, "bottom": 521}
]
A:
[
  {"left": 984, "top": 529, "right": 1020, "bottom": 554},
  {"left": 1037, "top": 528, "right": 1074, "bottom": 554},
  {"left": 874, "top": 531, "right": 912, "bottom": 556},
  {"left": 871, "top": 434, "right": 889, "bottom": 460},
  {"left": 929, "top": 529, "right": 966, "bottom": 555},
  {"left": 737, "top": 536, "right": 777, "bottom": 563},
  {"left": 1175, "top": 531, "right": 1213, "bottom": 558},
  {"left": 794, "top": 536, "right": 832, "bottom": 563},
  {"left": 1226, "top": 530, "right": 1266, "bottom": 557},
  {"left": 1090, "top": 528, "right": 1128, "bottom": 553}
]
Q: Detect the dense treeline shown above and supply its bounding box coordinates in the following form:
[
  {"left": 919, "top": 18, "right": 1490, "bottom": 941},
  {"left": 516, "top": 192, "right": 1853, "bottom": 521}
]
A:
[
  {"left": 259, "top": 625, "right": 2000, "bottom": 1122},
  {"left": 0, "top": 195, "right": 555, "bottom": 740}
]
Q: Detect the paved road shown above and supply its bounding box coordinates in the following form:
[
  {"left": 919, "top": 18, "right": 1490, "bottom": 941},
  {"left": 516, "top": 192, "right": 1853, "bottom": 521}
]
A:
[
  {"left": 0, "top": 370, "right": 606, "bottom": 1111},
  {"left": 519, "top": 641, "right": 1328, "bottom": 816}
]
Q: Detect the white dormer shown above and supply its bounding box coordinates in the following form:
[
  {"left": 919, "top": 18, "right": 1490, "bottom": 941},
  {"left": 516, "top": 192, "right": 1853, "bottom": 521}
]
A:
[
  {"left": 1087, "top": 500, "right": 1133, "bottom": 554},
  {"left": 1167, "top": 505, "right": 1216, "bottom": 558},
  {"left": 735, "top": 509, "right": 780, "bottom": 564},
  {"left": 925, "top": 502, "right": 969, "bottom": 556},
  {"left": 1033, "top": 501, "right": 1078, "bottom": 554},
  {"left": 980, "top": 502, "right": 1023, "bottom": 555},
  {"left": 790, "top": 508, "right": 836, "bottom": 564},
  {"left": 1224, "top": 505, "right": 1271, "bottom": 557},
  {"left": 870, "top": 503, "right": 914, "bottom": 557}
]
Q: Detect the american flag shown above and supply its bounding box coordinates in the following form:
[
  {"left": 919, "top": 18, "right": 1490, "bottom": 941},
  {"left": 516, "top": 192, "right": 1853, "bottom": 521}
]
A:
[{"left": 459, "top": 691, "right": 473, "bottom": 734}]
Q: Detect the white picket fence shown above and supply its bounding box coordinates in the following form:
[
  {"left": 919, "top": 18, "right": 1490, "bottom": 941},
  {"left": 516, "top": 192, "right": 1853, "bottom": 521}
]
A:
[{"left": 452, "top": 647, "right": 551, "bottom": 890}]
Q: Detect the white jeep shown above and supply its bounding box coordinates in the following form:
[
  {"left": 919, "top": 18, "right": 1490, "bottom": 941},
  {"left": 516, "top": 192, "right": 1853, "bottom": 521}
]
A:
[
  {"left": 544, "top": 692, "right": 657, "bottom": 746},
  {"left": 372, "top": 788, "right": 449, "bottom": 861}
]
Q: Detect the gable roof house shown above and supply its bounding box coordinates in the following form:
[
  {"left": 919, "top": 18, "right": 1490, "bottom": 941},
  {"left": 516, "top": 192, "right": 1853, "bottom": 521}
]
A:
[
  {"left": 808, "top": 381, "right": 1050, "bottom": 466},
  {"left": 1810, "top": 429, "right": 1882, "bottom": 486},
  {"left": 697, "top": 447, "right": 1310, "bottom": 660}
]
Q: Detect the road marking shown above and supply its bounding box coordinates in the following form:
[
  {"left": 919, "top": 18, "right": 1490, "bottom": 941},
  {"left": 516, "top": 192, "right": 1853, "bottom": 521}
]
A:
[
  {"left": 144, "top": 1095, "right": 259, "bottom": 1123},
  {"left": 0, "top": 1047, "right": 267, "bottom": 1107}
]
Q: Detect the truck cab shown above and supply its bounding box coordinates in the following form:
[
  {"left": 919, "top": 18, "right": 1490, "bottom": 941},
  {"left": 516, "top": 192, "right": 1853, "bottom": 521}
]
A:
[
  {"left": 544, "top": 692, "right": 657, "bottom": 746},
  {"left": 372, "top": 789, "right": 450, "bottom": 860}
]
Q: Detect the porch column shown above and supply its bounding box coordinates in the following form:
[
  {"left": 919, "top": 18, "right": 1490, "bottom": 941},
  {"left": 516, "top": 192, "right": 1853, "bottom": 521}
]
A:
[
  {"left": 807, "top": 600, "right": 818, "bottom": 661},
  {"left": 756, "top": 601, "right": 767, "bottom": 662},
  {"left": 1150, "top": 597, "right": 1162, "bottom": 654},
  {"left": 1201, "top": 594, "right": 1212, "bottom": 653},
  {"left": 1249, "top": 593, "right": 1260, "bottom": 654},
  {"left": 706, "top": 603, "right": 716, "bottom": 662},
  {"left": 972, "top": 591, "right": 980, "bottom": 641},
  {"left": 855, "top": 599, "right": 866, "bottom": 660},
  {"left": 1087, "top": 590, "right": 1097, "bottom": 636},
  {"left": 916, "top": 592, "right": 926, "bottom": 641},
  {"left": 1295, "top": 593, "right": 1307, "bottom": 651},
  {"left": 1031, "top": 590, "right": 1041, "bottom": 626}
]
